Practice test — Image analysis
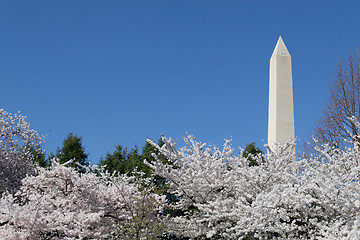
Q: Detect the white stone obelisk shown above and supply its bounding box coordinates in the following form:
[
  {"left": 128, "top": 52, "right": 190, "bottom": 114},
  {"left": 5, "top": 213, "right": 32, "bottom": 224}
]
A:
[{"left": 268, "top": 36, "right": 295, "bottom": 151}]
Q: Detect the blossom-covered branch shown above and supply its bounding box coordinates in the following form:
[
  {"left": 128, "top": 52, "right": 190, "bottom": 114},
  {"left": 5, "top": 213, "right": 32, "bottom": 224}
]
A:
[{"left": 0, "top": 109, "right": 43, "bottom": 194}]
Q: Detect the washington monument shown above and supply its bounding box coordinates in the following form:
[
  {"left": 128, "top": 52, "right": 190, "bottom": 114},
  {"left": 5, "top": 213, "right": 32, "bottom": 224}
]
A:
[{"left": 268, "top": 36, "right": 295, "bottom": 150}]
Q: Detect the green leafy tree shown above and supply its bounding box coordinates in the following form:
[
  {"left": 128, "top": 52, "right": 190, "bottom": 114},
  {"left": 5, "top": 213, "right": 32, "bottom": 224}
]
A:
[
  {"left": 49, "top": 133, "right": 89, "bottom": 170},
  {"left": 100, "top": 138, "right": 167, "bottom": 178},
  {"left": 242, "top": 142, "right": 264, "bottom": 166},
  {"left": 129, "top": 146, "right": 149, "bottom": 175},
  {"left": 99, "top": 145, "right": 129, "bottom": 175},
  {"left": 99, "top": 145, "right": 148, "bottom": 176}
]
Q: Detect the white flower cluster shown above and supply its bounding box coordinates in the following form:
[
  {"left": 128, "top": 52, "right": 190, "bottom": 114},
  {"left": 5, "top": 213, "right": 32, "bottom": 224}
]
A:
[
  {"left": 147, "top": 133, "right": 360, "bottom": 239},
  {"left": 0, "top": 109, "right": 43, "bottom": 194},
  {"left": 0, "top": 161, "right": 167, "bottom": 239}
]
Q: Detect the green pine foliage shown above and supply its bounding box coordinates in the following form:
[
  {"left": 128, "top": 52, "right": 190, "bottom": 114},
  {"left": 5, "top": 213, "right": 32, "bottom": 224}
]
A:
[
  {"left": 242, "top": 142, "right": 264, "bottom": 166},
  {"left": 99, "top": 145, "right": 148, "bottom": 176},
  {"left": 99, "top": 137, "right": 167, "bottom": 178},
  {"left": 49, "top": 133, "right": 89, "bottom": 171}
]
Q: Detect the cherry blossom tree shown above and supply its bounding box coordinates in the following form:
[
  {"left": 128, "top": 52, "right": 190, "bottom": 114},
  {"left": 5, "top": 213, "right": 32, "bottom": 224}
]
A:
[
  {"left": 0, "top": 160, "right": 167, "bottom": 239},
  {"left": 0, "top": 109, "right": 43, "bottom": 194},
  {"left": 147, "top": 132, "right": 360, "bottom": 239},
  {"left": 3, "top": 108, "right": 360, "bottom": 239}
]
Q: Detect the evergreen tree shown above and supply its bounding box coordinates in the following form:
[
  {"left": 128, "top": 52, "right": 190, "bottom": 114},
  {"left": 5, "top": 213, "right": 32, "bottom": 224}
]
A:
[
  {"left": 99, "top": 145, "right": 146, "bottom": 176},
  {"left": 99, "top": 145, "right": 128, "bottom": 175},
  {"left": 100, "top": 137, "right": 166, "bottom": 177},
  {"left": 242, "top": 142, "right": 264, "bottom": 166},
  {"left": 50, "top": 133, "right": 89, "bottom": 170}
]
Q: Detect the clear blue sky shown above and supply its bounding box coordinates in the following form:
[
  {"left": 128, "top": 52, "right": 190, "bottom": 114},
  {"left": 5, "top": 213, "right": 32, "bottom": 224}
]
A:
[{"left": 1, "top": 1, "right": 359, "bottom": 163}]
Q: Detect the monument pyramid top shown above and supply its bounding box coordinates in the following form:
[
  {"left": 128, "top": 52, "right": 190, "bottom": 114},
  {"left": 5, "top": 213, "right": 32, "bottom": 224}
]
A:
[{"left": 271, "top": 36, "right": 291, "bottom": 59}]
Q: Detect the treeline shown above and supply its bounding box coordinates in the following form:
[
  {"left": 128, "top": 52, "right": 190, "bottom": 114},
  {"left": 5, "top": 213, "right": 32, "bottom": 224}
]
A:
[{"left": 34, "top": 133, "right": 263, "bottom": 176}]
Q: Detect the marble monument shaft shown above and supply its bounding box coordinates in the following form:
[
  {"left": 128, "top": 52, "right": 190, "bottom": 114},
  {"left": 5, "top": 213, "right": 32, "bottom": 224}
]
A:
[{"left": 268, "top": 36, "right": 295, "bottom": 149}]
